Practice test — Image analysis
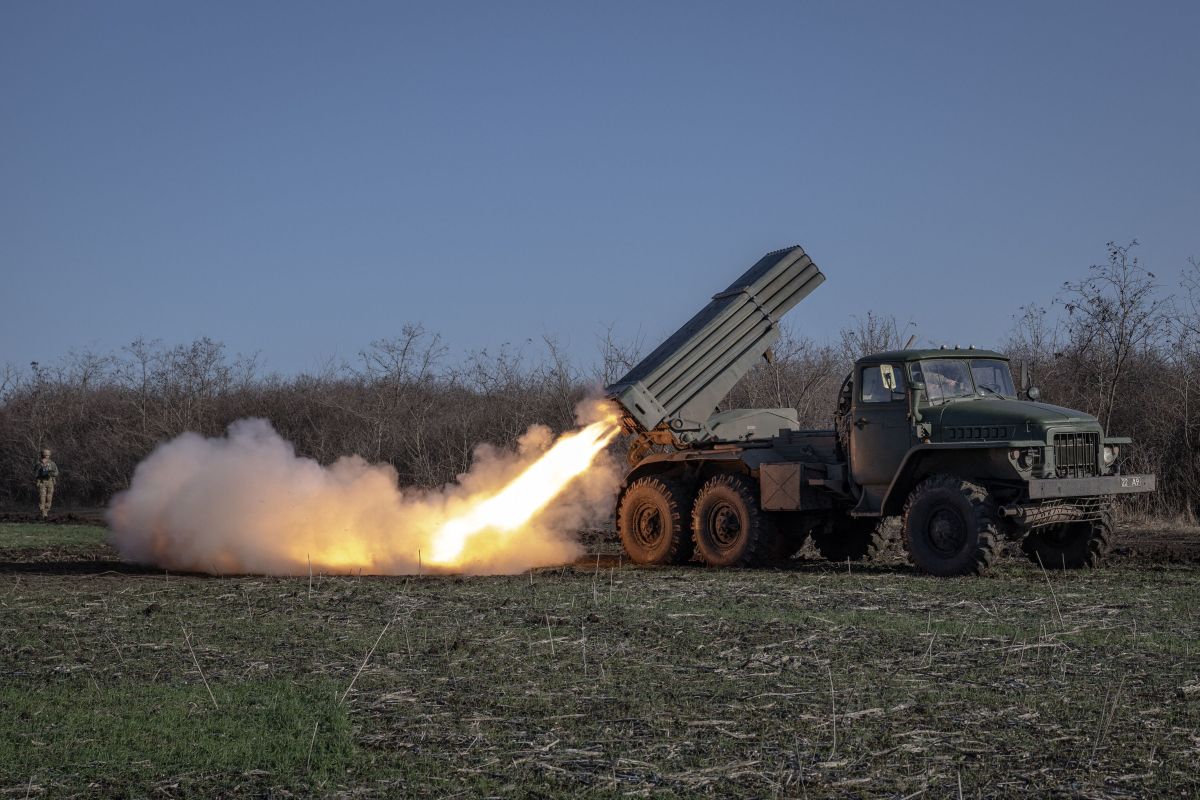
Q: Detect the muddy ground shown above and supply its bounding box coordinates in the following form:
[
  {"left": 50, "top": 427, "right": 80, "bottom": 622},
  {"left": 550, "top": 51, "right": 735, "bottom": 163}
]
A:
[{"left": 1, "top": 519, "right": 1198, "bottom": 798}]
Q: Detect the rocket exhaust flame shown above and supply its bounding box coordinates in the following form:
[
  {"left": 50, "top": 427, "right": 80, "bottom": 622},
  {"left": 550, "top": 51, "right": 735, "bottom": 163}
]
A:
[
  {"left": 428, "top": 419, "right": 619, "bottom": 565},
  {"left": 107, "top": 400, "right": 621, "bottom": 576}
]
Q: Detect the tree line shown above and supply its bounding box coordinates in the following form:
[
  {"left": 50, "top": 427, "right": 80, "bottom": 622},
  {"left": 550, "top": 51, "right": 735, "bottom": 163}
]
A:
[{"left": 1, "top": 242, "right": 1195, "bottom": 520}]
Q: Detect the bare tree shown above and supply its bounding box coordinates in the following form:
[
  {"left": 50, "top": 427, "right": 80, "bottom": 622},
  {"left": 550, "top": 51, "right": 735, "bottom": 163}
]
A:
[
  {"left": 1057, "top": 241, "right": 1171, "bottom": 431},
  {"left": 838, "top": 312, "right": 915, "bottom": 362},
  {"left": 592, "top": 323, "right": 645, "bottom": 387},
  {"left": 355, "top": 324, "right": 447, "bottom": 386}
]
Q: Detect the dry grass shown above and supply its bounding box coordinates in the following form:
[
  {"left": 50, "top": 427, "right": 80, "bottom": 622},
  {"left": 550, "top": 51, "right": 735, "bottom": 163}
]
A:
[{"left": 2, "top": 523, "right": 1199, "bottom": 797}]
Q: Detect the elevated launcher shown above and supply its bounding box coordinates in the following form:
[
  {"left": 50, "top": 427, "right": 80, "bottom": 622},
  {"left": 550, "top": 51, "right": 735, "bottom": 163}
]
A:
[{"left": 605, "top": 246, "right": 825, "bottom": 455}]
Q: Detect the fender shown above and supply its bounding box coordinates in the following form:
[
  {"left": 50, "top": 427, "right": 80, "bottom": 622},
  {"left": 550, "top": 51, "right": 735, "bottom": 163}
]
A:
[
  {"left": 621, "top": 446, "right": 755, "bottom": 488},
  {"left": 874, "top": 441, "right": 1039, "bottom": 516}
]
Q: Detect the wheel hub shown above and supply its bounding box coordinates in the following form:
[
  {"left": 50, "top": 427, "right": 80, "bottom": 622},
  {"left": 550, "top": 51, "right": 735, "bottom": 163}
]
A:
[
  {"left": 927, "top": 508, "right": 967, "bottom": 556},
  {"left": 633, "top": 503, "right": 664, "bottom": 548},
  {"left": 708, "top": 502, "right": 742, "bottom": 549}
]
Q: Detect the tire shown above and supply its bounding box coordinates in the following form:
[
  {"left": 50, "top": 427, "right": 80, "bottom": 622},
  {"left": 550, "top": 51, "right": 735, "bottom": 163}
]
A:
[
  {"left": 811, "top": 515, "right": 889, "bottom": 563},
  {"left": 1021, "top": 513, "right": 1113, "bottom": 569},
  {"left": 691, "top": 473, "right": 777, "bottom": 567},
  {"left": 902, "top": 475, "right": 1000, "bottom": 577},
  {"left": 617, "top": 476, "right": 694, "bottom": 565}
]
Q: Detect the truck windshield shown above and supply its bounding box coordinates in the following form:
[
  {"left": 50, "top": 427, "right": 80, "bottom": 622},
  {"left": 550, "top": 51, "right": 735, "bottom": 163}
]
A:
[
  {"left": 969, "top": 359, "right": 1017, "bottom": 398},
  {"left": 913, "top": 358, "right": 1017, "bottom": 403},
  {"left": 915, "top": 360, "right": 975, "bottom": 402}
]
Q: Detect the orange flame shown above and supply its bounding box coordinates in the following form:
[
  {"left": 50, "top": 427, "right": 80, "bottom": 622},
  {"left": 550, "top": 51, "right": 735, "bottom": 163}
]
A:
[{"left": 428, "top": 416, "right": 620, "bottom": 567}]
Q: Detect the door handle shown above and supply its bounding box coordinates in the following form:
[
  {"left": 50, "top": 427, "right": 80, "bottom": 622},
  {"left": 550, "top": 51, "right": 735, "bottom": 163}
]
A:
[{"left": 854, "top": 417, "right": 870, "bottom": 429}]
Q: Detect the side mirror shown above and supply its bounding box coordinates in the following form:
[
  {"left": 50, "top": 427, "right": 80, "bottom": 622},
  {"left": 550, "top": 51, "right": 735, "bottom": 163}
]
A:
[
  {"left": 1026, "top": 386, "right": 1041, "bottom": 401},
  {"left": 880, "top": 364, "right": 905, "bottom": 399},
  {"left": 880, "top": 364, "right": 896, "bottom": 391},
  {"left": 907, "top": 381, "right": 926, "bottom": 422}
]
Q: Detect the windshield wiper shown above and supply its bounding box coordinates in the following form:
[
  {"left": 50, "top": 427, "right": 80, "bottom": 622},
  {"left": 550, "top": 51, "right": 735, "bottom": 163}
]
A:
[
  {"left": 977, "top": 385, "right": 1002, "bottom": 397},
  {"left": 932, "top": 394, "right": 975, "bottom": 405}
]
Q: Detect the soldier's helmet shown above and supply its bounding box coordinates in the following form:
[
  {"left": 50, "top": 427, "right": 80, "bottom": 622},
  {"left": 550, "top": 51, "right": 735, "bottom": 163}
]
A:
[{"left": 40, "top": 449, "right": 51, "bottom": 458}]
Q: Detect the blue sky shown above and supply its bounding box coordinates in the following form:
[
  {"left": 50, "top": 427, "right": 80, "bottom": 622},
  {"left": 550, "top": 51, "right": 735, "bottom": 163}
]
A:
[{"left": 2, "top": 1, "right": 1197, "bottom": 376}]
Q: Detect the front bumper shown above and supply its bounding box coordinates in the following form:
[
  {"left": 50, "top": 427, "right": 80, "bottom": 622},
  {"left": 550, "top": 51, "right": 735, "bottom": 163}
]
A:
[{"left": 1028, "top": 474, "right": 1155, "bottom": 499}]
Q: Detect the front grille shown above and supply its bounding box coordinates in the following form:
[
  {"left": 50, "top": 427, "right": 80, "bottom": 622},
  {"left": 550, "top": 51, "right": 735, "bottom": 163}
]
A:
[{"left": 1053, "top": 432, "right": 1099, "bottom": 478}]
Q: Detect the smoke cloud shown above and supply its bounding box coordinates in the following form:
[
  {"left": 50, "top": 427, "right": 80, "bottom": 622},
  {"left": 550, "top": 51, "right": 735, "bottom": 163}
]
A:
[{"left": 107, "top": 401, "right": 621, "bottom": 575}]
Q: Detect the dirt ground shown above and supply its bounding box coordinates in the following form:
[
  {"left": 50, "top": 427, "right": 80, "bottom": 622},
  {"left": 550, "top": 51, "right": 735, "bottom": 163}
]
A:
[
  {"left": 1, "top": 519, "right": 1198, "bottom": 798},
  {"left": 1110, "top": 523, "right": 1200, "bottom": 564},
  {"left": 8, "top": 507, "right": 1199, "bottom": 564},
  {"left": 582, "top": 521, "right": 1200, "bottom": 567},
  {"left": 0, "top": 509, "right": 106, "bottom": 526}
]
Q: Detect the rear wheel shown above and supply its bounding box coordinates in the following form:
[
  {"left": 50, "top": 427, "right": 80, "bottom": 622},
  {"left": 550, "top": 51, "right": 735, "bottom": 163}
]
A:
[
  {"left": 692, "top": 473, "right": 777, "bottom": 567},
  {"left": 1021, "top": 514, "right": 1113, "bottom": 569},
  {"left": 902, "top": 475, "right": 1000, "bottom": 576},
  {"left": 617, "top": 476, "right": 694, "bottom": 565}
]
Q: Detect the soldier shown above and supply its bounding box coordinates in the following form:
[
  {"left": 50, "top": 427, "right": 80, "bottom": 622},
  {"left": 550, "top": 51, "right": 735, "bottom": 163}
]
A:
[{"left": 35, "top": 449, "right": 59, "bottom": 519}]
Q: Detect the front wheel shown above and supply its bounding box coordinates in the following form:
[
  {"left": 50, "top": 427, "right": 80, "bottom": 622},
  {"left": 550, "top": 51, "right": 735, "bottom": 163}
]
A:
[
  {"left": 692, "top": 473, "right": 777, "bottom": 567},
  {"left": 902, "top": 475, "right": 1000, "bottom": 577},
  {"left": 1021, "top": 514, "right": 1113, "bottom": 569}
]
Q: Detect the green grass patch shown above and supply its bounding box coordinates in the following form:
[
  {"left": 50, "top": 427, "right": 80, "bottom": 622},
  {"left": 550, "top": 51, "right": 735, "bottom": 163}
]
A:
[
  {"left": 2, "top": 679, "right": 352, "bottom": 792},
  {"left": 0, "top": 523, "right": 108, "bottom": 549}
]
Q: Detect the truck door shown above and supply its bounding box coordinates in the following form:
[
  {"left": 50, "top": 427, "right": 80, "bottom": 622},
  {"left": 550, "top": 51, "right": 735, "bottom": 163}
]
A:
[{"left": 850, "top": 363, "right": 913, "bottom": 488}]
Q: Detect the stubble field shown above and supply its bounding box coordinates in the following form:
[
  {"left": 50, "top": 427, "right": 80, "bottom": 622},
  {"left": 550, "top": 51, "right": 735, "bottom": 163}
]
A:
[{"left": 1, "top": 519, "right": 1198, "bottom": 798}]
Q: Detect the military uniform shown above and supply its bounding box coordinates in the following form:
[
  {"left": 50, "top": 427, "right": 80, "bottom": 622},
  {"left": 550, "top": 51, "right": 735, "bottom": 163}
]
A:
[{"left": 36, "top": 455, "right": 58, "bottom": 518}]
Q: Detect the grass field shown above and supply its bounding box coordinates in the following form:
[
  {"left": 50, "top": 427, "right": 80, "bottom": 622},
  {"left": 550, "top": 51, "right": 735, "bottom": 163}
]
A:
[{"left": 2, "top": 521, "right": 1199, "bottom": 798}]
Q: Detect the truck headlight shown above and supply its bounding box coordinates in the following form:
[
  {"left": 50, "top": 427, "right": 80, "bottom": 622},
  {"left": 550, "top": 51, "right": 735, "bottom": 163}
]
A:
[
  {"left": 1009, "top": 447, "right": 1041, "bottom": 470},
  {"left": 1103, "top": 445, "right": 1119, "bottom": 465}
]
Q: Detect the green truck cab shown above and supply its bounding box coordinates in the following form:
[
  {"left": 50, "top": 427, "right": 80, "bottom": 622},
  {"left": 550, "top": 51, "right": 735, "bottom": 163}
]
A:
[{"left": 605, "top": 246, "right": 1155, "bottom": 576}]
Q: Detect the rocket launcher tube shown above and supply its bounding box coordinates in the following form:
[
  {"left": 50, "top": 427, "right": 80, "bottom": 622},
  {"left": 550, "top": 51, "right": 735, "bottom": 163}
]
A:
[{"left": 605, "top": 246, "right": 825, "bottom": 442}]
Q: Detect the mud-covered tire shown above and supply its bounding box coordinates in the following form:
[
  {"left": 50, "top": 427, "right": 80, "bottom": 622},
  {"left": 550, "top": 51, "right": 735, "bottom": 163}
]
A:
[
  {"left": 617, "top": 476, "right": 694, "bottom": 565},
  {"left": 692, "top": 473, "right": 777, "bottom": 567},
  {"left": 902, "top": 475, "right": 1000, "bottom": 577},
  {"left": 866, "top": 517, "right": 901, "bottom": 562},
  {"left": 1021, "top": 513, "right": 1113, "bottom": 569},
  {"left": 811, "top": 516, "right": 889, "bottom": 563}
]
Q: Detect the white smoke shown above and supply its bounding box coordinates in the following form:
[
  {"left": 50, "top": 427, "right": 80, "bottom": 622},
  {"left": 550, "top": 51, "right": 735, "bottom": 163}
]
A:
[{"left": 107, "top": 404, "right": 621, "bottom": 576}]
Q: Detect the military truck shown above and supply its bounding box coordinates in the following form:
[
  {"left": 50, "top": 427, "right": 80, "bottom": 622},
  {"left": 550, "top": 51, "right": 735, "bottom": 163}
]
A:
[{"left": 604, "top": 245, "right": 1155, "bottom": 576}]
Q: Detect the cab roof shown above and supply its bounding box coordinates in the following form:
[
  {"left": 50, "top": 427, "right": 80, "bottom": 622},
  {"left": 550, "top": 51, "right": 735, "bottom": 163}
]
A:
[{"left": 858, "top": 347, "right": 1008, "bottom": 363}]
